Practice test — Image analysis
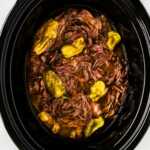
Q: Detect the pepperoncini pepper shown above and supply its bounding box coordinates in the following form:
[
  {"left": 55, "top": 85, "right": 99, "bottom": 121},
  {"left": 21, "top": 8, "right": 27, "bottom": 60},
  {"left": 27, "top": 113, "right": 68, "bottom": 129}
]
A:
[
  {"left": 89, "top": 80, "right": 108, "bottom": 102},
  {"left": 43, "top": 70, "right": 65, "bottom": 98},
  {"left": 61, "top": 37, "right": 85, "bottom": 58},
  {"left": 38, "top": 111, "right": 61, "bottom": 134},
  {"left": 106, "top": 31, "right": 121, "bottom": 51},
  {"left": 84, "top": 116, "right": 104, "bottom": 137},
  {"left": 52, "top": 122, "right": 61, "bottom": 134},
  {"left": 38, "top": 111, "right": 54, "bottom": 125},
  {"left": 33, "top": 19, "right": 59, "bottom": 55},
  {"left": 70, "top": 128, "right": 82, "bottom": 139}
]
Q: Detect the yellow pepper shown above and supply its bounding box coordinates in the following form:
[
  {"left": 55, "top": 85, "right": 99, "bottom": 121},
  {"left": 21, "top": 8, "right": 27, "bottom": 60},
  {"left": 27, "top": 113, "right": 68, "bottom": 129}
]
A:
[
  {"left": 70, "top": 128, "right": 82, "bottom": 139},
  {"left": 43, "top": 70, "right": 65, "bottom": 98},
  {"left": 33, "top": 20, "right": 59, "bottom": 55},
  {"left": 38, "top": 111, "right": 53, "bottom": 125},
  {"left": 61, "top": 37, "right": 85, "bottom": 58},
  {"left": 38, "top": 111, "right": 60, "bottom": 134},
  {"left": 84, "top": 116, "right": 104, "bottom": 137},
  {"left": 72, "top": 37, "right": 85, "bottom": 51},
  {"left": 106, "top": 31, "right": 121, "bottom": 51},
  {"left": 52, "top": 122, "right": 61, "bottom": 134},
  {"left": 70, "top": 130, "right": 76, "bottom": 139},
  {"left": 89, "top": 80, "right": 107, "bottom": 102}
]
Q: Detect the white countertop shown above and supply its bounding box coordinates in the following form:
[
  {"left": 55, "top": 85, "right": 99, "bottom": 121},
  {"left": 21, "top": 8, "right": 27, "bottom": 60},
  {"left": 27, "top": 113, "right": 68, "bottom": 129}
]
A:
[{"left": 0, "top": 0, "right": 150, "bottom": 149}]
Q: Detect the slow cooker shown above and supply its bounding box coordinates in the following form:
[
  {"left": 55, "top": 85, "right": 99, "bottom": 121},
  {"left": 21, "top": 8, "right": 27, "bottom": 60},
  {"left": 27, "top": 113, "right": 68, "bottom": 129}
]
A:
[{"left": 0, "top": 0, "right": 150, "bottom": 149}]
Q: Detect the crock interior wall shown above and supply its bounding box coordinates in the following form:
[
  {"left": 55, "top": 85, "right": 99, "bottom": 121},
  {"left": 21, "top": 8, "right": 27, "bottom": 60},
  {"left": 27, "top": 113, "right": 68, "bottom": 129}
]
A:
[{"left": 8, "top": 0, "right": 145, "bottom": 149}]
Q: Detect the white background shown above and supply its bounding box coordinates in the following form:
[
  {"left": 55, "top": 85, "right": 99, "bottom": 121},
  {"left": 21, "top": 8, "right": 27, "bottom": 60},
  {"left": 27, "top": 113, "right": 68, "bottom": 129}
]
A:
[{"left": 0, "top": 0, "right": 150, "bottom": 149}]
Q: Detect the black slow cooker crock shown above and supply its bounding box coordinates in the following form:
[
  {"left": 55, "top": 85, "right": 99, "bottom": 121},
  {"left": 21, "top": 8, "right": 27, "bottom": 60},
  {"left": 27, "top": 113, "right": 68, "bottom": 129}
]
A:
[{"left": 0, "top": 0, "right": 150, "bottom": 149}]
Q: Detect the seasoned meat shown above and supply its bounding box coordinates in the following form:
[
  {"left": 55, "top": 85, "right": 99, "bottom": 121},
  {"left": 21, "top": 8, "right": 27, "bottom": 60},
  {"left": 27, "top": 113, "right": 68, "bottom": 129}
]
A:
[{"left": 27, "top": 8, "right": 128, "bottom": 139}]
